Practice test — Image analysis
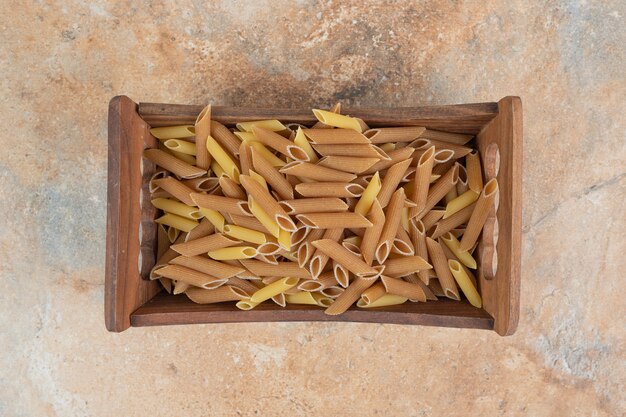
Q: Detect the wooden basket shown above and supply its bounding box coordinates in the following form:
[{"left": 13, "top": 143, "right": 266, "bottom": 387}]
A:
[{"left": 105, "top": 96, "right": 522, "bottom": 335}]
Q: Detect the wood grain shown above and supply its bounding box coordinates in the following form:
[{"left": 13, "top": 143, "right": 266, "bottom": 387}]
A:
[
  {"left": 475, "top": 96, "right": 522, "bottom": 336},
  {"left": 131, "top": 293, "right": 493, "bottom": 330},
  {"left": 105, "top": 96, "right": 161, "bottom": 332},
  {"left": 138, "top": 102, "right": 499, "bottom": 134}
]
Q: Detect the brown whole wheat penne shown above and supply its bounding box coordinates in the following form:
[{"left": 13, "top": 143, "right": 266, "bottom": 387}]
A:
[
  {"left": 421, "top": 209, "right": 445, "bottom": 231},
  {"left": 150, "top": 247, "right": 180, "bottom": 281},
  {"left": 376, "top": 188, "right": 405, "bottom": 263},
  {"left": 143, "top": 149, "right": 206, "bottom": 179},
  {"left": 295, "top": 182, "right": 364, "bottom": 198},
  {"left": 309, "top": 228, "right": 344, "bottom": 278},
  {"left": 361, "top": 147, "right": 415, "bottom": 175},
  {"left": 185, "top": 286, "right": 249, "bottom": 304},
  {"left": 171, "top": 255, "right": 245, "bottom": 279},
  {"left": 297, "top": 212, "right": 372, "bottom": 229},
  {"left": 279, "top": 198, "right": 348, "bottom": 215},
  {"left": 194, "top": 105, "right": 212, "bottom": 169},
  {"left": 428, "top": 278, "right": 445, "bottom": 297},
  {"left": 211, "top": 120, "right": 241, "bottom": 156},
  {"left": 312, "top": 239, "right": 378, "bottom": 277},
  {"left": 404, "top": 274, "right": 438, "bottom": 300},
  {"left": 425, "top": 237, "right": 460, "bottom": 300},
  {"left": 415, "top": 164, "right": 459, "bottom": 219},
  {"left": 291, "top": 224, "right": 309, "bottom": 246},
  {"left": 182, "top": 177, "right": 220, "bottom": 192},
  {"left": 252, "top": 126, "right": 309, "bottom": 161},
  {"left": 190, "top": 194, "right": 251, "bottom": 216},
  {"left": 333, "top": 261, "right": 350, "bottom": 287},
  {"left": 377, "top": 158, "right": 412, "bottom": 207},
  {"left": 299, "top": 271, "right": 339, "bottom": 291},
  {"left": 317, "top": 156, "right": 380, "bottom": 174},
  {"left": 157, "top": 224, "right": 170, "bottom": 260},
  {"left": 381, "top": 276, "right": 427, "bottom": 302},
  {"left": 428, "top": 139, "right": 473, "bottom": 159},
  {"left": 360, "top": 199, "right": 385, "bottom": 265},
  {"left": 459, "top": 178, "right": 498, "bottom": 251},
  {"left": 303, "top": 128, "right": 370, "bottom": 144},
  {"left": 155, "top": 264, "right": 227, "bottom": 289},
  {"left": 152, "top": 177, "right": 197, "bottom": 207},
  {"left": 256, "top": 241, "right": 281, "bottom": 255},
  {"left": 409, "top": 146, "right": 435, "bottom": 214},
  {"left": 409, "top": 219, "right": 431, "bottom": 284},
  {"left": 151, "top": 189, "right": 175, "bottom": 201},
  {"left": 392, "top": 227, "right": 414, "bottom": 256},
  {"left": 238, "top": 141, "right": 253, "bottom": 176},
  {"left": 383, "top": 256, "right": 432, "bottom": 277},
  {"left": 149, "top": 169, "right": 169, "bottom": 192},
  {"left": 431, "top": 160, "right": 455, "bottom": 176},
  {"left": 297, "top": 227, "right": 325, "bottom": 268},
  {"left": 218, "top": 176, "right": 247, "bottom": 199},
  {"left": 466, "top": 150, "right": 483, "bottom": 193},
  {"left": 225, "top": 277, "right": 260, "bottom": 295},
  {"left": 364, "top": 126, "right": 426, "bottom": 144},
  {"left": 431, "top": 202, "right": 476, "bottom": 239},
  {"left": 280, "top": 161, "right": 357, "bottom": 182},
  {"left": 360, "top": 282, "right": 387, "bottom": 304},
  {"left": 251, "top": 147, "right": 294, "bottom": 200},
  {"left": 312, "top": 143, "right": 389, "bottom": 159},
  {"left": 439, "top": 240, "right": 478, "bottom": 288},
  {"left": 239, "top": 259, "right": 312, "bottom": 278},
  {"left": 171, "top": 233, "right": 241, "bottom": 256},
  {"left": 321, "top": 286, "right": 344, "bottom": 298},
  {"left": 240, "top": 175, "right": 297, "bottom": 231},
  {"left": 324, "top": 276, "right": 376, "bottom": 315},
  {"left": 420, "top": 129, "right": 474, "bottom": 145}
]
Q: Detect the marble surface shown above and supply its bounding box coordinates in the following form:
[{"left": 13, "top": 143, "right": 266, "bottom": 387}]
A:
[{"left": 1, "top": 1, "right": 624, "bottom": 416}]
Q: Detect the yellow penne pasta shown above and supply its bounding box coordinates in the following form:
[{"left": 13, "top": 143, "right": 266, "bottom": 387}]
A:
[
  {"left": 354, "top": 172, "right": 382, "bottom": 216},
  {"left": 250, "top": 277, "right": 299, "bottom": 303},
  {"left": 293, "top": 127, "right": 319, "bottom": 162},
  {"left": 303, "top": 128, "right": 370, "bottom": 144},
  {"left": 443, "top": 190, "right": 480, "bottom": 219},
  {"left": 240, "top": 175, "right": 296, "bottom": 231},
  {"left": 448, "top": 260, "right": 482, "bottom": 308},
  {"left": 223, "top": 224, "right": 269, "bottom": 245},
  {"left": 206, "top": 135, "right": 240, "bottom": 182},
  {"left": 155, "top": 213, "right": 198, "bottom": 233},
  {"left": 278, "top": 228, "right": 291, "bottom": 251},
  {"left": 280, "top": 161, "right": 356, "bottom": 182},
  {"left": 150, "top": 125, "right": 195, "bottom": 139},
  {"left": 236, "top": 119, "right": 287, "bottom": 132},
  {"left": 440, "top": 232, "right": 477, "bottom": 269},
  {"left": 312, "top": 109, "right": 364, "bottom": 132},
  {"left": 198, "top": 207, "right": 226, "bottom": 232},
  {"left": 164, "top": 139, "right": 196, "bottom": 156},
  {"left": 248, "top": 196, "right": 281, "bottom": 238}
]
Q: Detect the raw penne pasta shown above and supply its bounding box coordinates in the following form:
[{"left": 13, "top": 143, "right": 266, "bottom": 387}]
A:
[
  {"left": 309, "top": 228, "right": 343, "bottom": 278},
  {"left": 420, "top": 129, "right": 474, "bottom": 145},
  {"left": 191, "top": 194, "right": 251, "bottom": 216},
  {"left": 199, "top": 207, "right": 226, "bottom": 232},
  {"left": 150, "top": 125, "right": 195, "bottom": 139},
  {"left": 312, "top": 239, "right": 379, "bottom": 278},
  {"left": 171, "top": 233, "right": 241, "bottom": 256},
  {"left": 236, "top": 119, "right": 287, "bottom": 132},
  {"left": 425, "top": 237, "right": 460, "bottom": 300},
  {"left": 210, "top": 159, "right": 226, "bottom": 178},
  {"left": 354, "top": 172, "right": 381, "bottom": 216},
  {"left": 409, "top": 219, "right": 431, "bottom": 284},
  {"left": 250, "top": 277, "right": 299, "bottom": 303},
  {"left": 431, "top": 159, "right": 455, "bottom": 177},
  {"left": 360, "top": 199, "right": 385, "bottom": 265},
  {"left": 377, "top": 158, "right": 412, "bottom": 207},
  {"left": 280, "top": 198, "right": 348, "bottom": 215},
  {"left": 378, "top": 142, "right": 396, "bottom": 153},
  {"left": 404, "top": 274, "right": 438, "bottom": 300},
  {"left": 383, "top": 256, "right": 431, "bottom": 277},
  {"left": 381, "top": 276, "right": 427, "bottom": 302},
  {"left": 317, "top": 156, "right": 379, "bottom": 174},
  {"left": 440, "top": 232, "right": 477, "bottom": 269},
  {"left": 466, "top": 150, "right": 483, "bottom": 193},
  {"left": 226, "top": 276, "right": 260, "bottom": 295},
  {"left": 297, "top": 228, "right": 325, "bottom": 268},
  {"left": 182, "top": 177, "right": 220, "bottom": 193},
  {"left": 217, "top": 176, "right": 245, "bottom": 200},
  {"left": 150, "top": 189, "right": 175, "bottom": 200},
  {"left": 310, "top": 102, "right": 342, "bottom": 129},
  {"left": 312, "top": 143, "right": 387, "bottom": 159},
  {"left": 357, "top": 294, "right": 408, "bottom": 308},
  {"left": 414, "top": 164, "right": 459, "bottom": 219},
  {"left": 295, "top": 182, "right": 364, "bottom": 198},
  {"left": 456, "top": 164, "right": 469, "bottom": 195},
  {"left": 256, "top": 241, "right": 281, "bottom": 255},
  {"left": 290, "top": 224, "right": 310, "bottom": 246},
  {"left": 421, "top": 209, "right": 445, "bottom": 231},
  {"left": 167, "top": 226, "right": 180, "bottom": 243},
  {"left": 235, "top": 299, "right": 261, "bottom": 310},
  {"left": 210, "top": 120, "right": 241, "bottom": 156},
  {"left": 194, "top": 105, "right": 212, "bottom": 169},
  {"left": 240, "top": 175, "right": 297, "bottom": 231},
  {"left": 392, "top": 227, "right": 414, "bottom": 256},
  {"left": 448, "top": 260, "right": 482, "bottom": 308},
  {"left": 321, "top": 286, "right": 345, "bottom": 298},
  {"left": 157, "top": 224, "right": 170, "bottom": 259},
  {"left": 427, "top": 139, "right": 473, "bottom": 159},
  {"left": 433, "top": 150, "right": 455, "bottom": 165},
  {"left": 431, "top": 203, "right": 476, "bottom": 239},
  {"left": 185, "top": 286, "right": 249, "bottom": 304},
  {"left": 297, "top": 212, "right": 372, "bottom": 229},
  {"left": 155, "top": 213, "right": 198, "bottom": 233},
  {"left": 361, "top": 147, "right": 415, "bottom": 175},
  {"left": 312, "top": 109, "right": 363, "bottom": 132},
  {"left": 247, "top": 141, "right": 286, "bottom": 167},
  {"left": 208, "top": 246, "right": 257, "bottom": 260},
  {"left": 237, "top": 140, "right": 253, "bottom": 176},
  {"left": 293, "top": 127, "right": 318, "bottom": 162},
  {"left": 333, "top": 261, "right": 350, "bottom": 288},
  {"left": 360, "top": 282, "right": 386, "bottom": 304},
  {"left": 303, "top": 128, "right": 370, "bottom": 144},
  {"left": 252, "top": 126, "right": 309, "bottom": 161},
  {"left": 251, "top": 147, "right": 294, "bottom": 200},
  {"left": 376, "top": 188, "right": 405, "bottom": 263},
  {"left": 439, "top": 240, "right": 478, "bottom": 288},
  {"left": 149, "top": 169, "right": 169, "bottom": 193},
  {"left": 144, "top": 149, "right": 206, "bottom": 179},
  {"left": 298, "top": 271, "right": 338, "bottom": 291},
  {"left": 239, "top": 259, "right": 311, "bottom": 278},
  {"left": 280, "top": 161, "right": 356, "bottom": 182},
  {"left": 342, "top": 239, "right": 362, "bottom": 256},
  {"left": 285, "top": 291, "right": 331, "bottom": 307},
  {"left": 206, "top": 135, "right": 240, "bottom": 182},
  {"left": 164, "top": 138, "right": 196, "bottom": 156},
  {"left": 151, "top": 198, "right": 202, "bottom": 220},
  {"left": 324, "top": 277, "right": 376, "bottom": 315},
  {"left": 364, "top": 126, "right": 426, "bottom": 144},
  {"left": 459, "top": 179, "right": 498, "bottom": 251},
  {"left": 154, "top": 264, "right": 226, "bottom": 289},
  {"left": 443, "top": 190, "right": 479, "bottom": 219},
  {"left": 248, "top": 197, "right": 281, "bottom": 238},
  {"left": 409, "top": 146, "right": 435, "bottom": 215},
  {"left": 173, "top": 280, "right": 190, "bottom": 295},
  {"left": 171, "top": 255, "right": 244, "bottom": 279},
  {"left": 223, "top": 224, "right": 269, "bottom": 245}
]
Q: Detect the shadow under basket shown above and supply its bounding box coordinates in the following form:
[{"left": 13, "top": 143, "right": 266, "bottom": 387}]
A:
[{"left": 105, "top": 96, "right": 522, "bottom": 335}]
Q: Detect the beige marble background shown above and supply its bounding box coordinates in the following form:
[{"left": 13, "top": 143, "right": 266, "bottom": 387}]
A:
[{"left": 1, "top": 1, "right": 624, "bottom": 416}]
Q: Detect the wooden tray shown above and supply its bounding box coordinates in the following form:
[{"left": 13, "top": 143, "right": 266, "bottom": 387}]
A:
[{"left": 105, "top": 96, "right": 522, "bottom": 335}]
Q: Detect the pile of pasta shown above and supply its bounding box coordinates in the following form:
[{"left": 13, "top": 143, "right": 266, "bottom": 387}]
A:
[{"left": 145, "top": 103, "right": 498, "bottom": 315}]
